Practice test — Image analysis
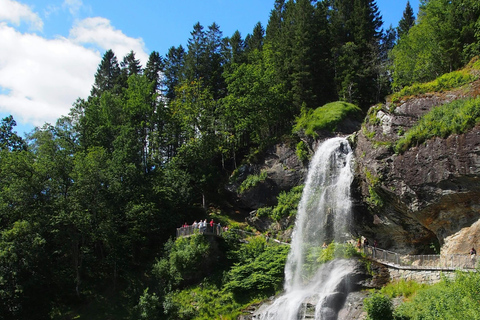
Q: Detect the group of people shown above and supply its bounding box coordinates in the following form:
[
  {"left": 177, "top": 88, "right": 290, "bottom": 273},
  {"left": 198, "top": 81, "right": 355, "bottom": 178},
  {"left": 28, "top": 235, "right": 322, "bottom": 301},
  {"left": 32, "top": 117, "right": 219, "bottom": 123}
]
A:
[
  {"left": 180, "top": 219, "right": 226, "bottom": 236},
  {"left": 356, "top": 237, "right": 377, "bottom": 253}
]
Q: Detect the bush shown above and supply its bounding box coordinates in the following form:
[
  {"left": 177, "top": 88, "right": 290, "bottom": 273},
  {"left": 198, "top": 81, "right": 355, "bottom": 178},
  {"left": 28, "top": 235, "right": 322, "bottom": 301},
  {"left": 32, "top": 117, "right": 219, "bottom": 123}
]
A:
[
  {"left": 255, "top": 185, "right": 304, "bottom": 221},
  {"left": 271, "top": 185, "right": 304, "bottom": 221},
  {"left": 238, "top": 170, "right": 267, "bottom": 194},
  {"left": 380, "top": 279, "right": 428, "bottom": 299},
  {"left": 293, "top": 101, "right": 363, "bottom": 138},
  {"left": 152, "top": 235, "right": 213, "bottom": 290},
  {"left": 395, "top": 271, "right": 480, "bottom": 319},
  {"left": 364, "top": 293, "right": 394, "bottom": 320},
  {"left": 223, "top": 245, "right": 290, "bottom": 301},
  {"left": 296, "top": 140, "right": 309, "bottom": 162}
]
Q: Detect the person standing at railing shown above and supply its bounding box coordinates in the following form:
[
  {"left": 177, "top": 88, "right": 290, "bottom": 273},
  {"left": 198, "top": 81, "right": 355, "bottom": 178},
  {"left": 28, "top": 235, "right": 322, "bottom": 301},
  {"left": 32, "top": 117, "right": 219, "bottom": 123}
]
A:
[
  {"left": 363, "top": 238, "right": 369, "bottom": 254},
  {"left": 373, "top": 239, "right": 378, "bottom": 258},
  {"left": 470, "top": 247, "right": 476, "bottom": 267}
]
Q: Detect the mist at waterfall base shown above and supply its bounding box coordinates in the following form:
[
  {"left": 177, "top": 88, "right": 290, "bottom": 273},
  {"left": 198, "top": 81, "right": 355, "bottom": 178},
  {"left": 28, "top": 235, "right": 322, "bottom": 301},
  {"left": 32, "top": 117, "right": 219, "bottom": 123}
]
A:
[{"left": 255, "top": 137, "right": 355, "bottom": 320}]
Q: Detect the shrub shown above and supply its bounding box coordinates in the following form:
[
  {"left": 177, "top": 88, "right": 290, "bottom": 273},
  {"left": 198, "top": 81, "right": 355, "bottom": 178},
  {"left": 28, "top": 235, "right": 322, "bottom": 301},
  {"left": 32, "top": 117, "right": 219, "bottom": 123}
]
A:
[
  {"left": 395, "top": 271, "right": 480, "bottom": 319},
  {"left": 223, "top": 245, "right": 290, "bottom": 301},
  {"left": 152, "top": 235, "right": 212, "bottom": 290},
  {"left": 296, "top": 140, "right": 309, "bottom": 162},
  {"left": 255, "top": 186, "right": 304, "bottom": 221},
  {"left": 271, "top": 185, "right": 304, "bottom": 221},
  {"left": 380, "top": 279, "right": 428, "bottom": 299},
  {"left": 238, "top": 170, "right": 267, "bottom": 194},
  {"left": 364, "top": 293, "right": 394, "bottom": 320}
]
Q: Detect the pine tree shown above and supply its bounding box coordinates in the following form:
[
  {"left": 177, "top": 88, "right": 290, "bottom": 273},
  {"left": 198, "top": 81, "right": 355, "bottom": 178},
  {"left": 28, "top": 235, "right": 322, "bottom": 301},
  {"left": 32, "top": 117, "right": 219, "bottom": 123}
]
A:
[
  {"left": 121, "top": 50, "right": 142, "bottom": 76},
  {"left": 91, "top": 49, "right": 121, "bottom": 97},
  {"left": 245, "top": 22, "right": 265, "bottom": 54},
  {"left": 144, "top": 51, "right": 164, "bottom": 95},
  {"left": 163, "top": 45, "right": 185, "bottom": 101},
  {"left": 397, "top": 1, "right": 415, "bottom": 39}
]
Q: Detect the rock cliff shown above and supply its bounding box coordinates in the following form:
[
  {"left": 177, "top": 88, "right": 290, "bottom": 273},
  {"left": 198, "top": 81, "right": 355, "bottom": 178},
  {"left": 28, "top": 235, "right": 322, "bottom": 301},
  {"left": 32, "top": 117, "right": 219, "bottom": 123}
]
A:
[
  {"left": 353, "top": 80, "right": 480, "bottom": 254},
  {"left": 231, "top": 77, "right": 480, "bottom": 256}
]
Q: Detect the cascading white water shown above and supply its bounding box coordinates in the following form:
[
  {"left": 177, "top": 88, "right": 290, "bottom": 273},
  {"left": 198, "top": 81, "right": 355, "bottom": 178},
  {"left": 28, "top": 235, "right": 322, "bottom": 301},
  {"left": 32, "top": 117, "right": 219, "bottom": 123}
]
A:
[{"left": 254, "top": 137, "right": 354, "bottom": 320}]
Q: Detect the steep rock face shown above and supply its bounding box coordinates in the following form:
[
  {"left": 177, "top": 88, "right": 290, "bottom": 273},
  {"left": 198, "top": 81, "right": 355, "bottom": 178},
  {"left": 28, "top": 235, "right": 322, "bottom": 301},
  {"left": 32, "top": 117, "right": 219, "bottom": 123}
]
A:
[
  {"left": 229, "top": 142, "right": 307, "bottom": 211},
  {"left": 354, "top": 82, "right": 480, "bottom": 254}
]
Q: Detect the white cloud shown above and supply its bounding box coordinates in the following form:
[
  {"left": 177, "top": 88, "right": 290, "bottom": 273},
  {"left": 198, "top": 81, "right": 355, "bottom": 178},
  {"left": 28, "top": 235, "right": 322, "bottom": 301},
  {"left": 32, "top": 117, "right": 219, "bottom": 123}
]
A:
[
  {"left": 0, "top": 23, "right": 99, "bottom": 126},
  {"left": 63, "top": 0, "right": 83, "bottom": 16},
  {"left": 70, "top": 17, "right": 148, "bottom": 63},
  {"left": 0, "top": 0, "right": 43, "bottom": 31},
  {"left": 0, "top": 1, "right": 149, "bottom": 128}
]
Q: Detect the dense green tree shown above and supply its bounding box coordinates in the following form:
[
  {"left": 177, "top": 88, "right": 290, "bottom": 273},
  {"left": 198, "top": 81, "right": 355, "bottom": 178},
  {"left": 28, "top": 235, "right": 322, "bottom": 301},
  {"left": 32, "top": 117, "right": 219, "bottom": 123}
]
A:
[
  {"left": 226, "top": 30, "right": 245, "bottom": 65},
  {"left": 330, "top": 0, "right": 384, "bottom": 108},
  {"left": 397, "top": 1, "right": 415, "bottom": 39},
  {"left": 245, "top": 22, "right": 265, "bottom": 55},
  {"left": 90, "top": 49, "right": 122, "bottom": 97},
  {"left": 163, "top": 45, "right": 185, "bottom": 101},
  {"left": 121, "top": 50, "right": 143, "bottom": 76},
  {"left": 391, "top": 0, "right": 480, "bottom": 89},
  {"left": 144, "top": 51, "right": 164, "bottom": 95},
  {"left": 0, "top": 115, "right": 26, "bottom": 151}
]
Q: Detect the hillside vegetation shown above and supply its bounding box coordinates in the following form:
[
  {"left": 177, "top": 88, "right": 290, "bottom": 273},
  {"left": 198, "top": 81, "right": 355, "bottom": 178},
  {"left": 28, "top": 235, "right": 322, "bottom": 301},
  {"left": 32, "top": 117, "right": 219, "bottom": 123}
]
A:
[{"left": 1, "top": 0, "right": 480, "bottom": 319}]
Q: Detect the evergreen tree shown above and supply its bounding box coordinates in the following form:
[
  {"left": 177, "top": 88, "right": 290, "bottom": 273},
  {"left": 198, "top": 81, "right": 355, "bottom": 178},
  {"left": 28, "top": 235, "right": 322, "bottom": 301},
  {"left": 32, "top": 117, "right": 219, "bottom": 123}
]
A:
[
  {"left": 330, "top": 0, "right": 384, "bottom": 109},
  {"left": 91, "top": 49, "right": 122, "bottom": 97},
  {"left": 245, "top": 22, "right": 265, "bottom": 55},
  {"left": 121, "top": 50, "right": 143, "bottom": 76},
  {"left": 163, "top": 45, "right": 186, "bottom": 101},
  {"left": 397, "top": 1, "right": 415, "bottom": 39},
  {"left": 227, "top": 30, "right": 245, "bottom": 64},
  {"left": 144, "top": 51, "right": 164, "bottom": 96}
]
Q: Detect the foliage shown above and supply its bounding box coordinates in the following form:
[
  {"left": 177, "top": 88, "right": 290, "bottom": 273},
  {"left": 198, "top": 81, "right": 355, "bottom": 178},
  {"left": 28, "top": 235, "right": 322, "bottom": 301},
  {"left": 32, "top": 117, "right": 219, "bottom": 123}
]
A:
[
  {"left": 364, "top": 169, "right": 384, "bottom": 208},
  {"left": 152, "top": 235, "right": 213, "bottom": 290},
  {"left": 379, "top": 279, "right": 428, "bottom": 299},
  {"left": 238, "top": 170, "right": 268, "bottom": 194},
  {"left": 395, "top": 97, "right": 480, "bottom": 153},
  {"left": 135, "top": 288, "right": 162, "bottom": 320},
  {"left": 390, "top": 0, "right": 480, "bottom": 89},
  {"left": 271, "top": 185, "right": 304, "bottom": 221},
  {"left": 223, "top": 245, "right": 289, "bottom": 301},
  {"left": 163, "top": 282, "right": 243, "bottom": 320},
  {"left": 293, "top": 101, "right": 363, "bottom": 137},
  {"left": 301, "top": 242, "right": 361, "bottom": 281},
  {"left": 255, "top": 185, "right": 303, "bottom": 221},
  {"left": 395, "top": 271, "right": 480, "bottom": 319},
  {"left": 296, "top": 140, "right": 309, "bottom": 162},
  {"left": 391, "top": 65, "right": 479, "bottom": 103},
  {"left": 364, "top": 293, "right": 394, "bottom": 320}
]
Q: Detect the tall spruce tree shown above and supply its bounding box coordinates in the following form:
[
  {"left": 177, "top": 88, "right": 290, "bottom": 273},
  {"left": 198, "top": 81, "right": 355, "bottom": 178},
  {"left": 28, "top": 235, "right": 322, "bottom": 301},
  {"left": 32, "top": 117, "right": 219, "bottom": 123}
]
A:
[
  {"left": 330, "top": 0, "right": 384, "bottom": 109},
  {"left": 163, "top": 45, "right": 185, "bottom": 101},
  {"left": 397, "top": 1, "right": 415, "bottom": 39},
  {"left": 91, "top": 49, "right": 122, "bottom": 97}
]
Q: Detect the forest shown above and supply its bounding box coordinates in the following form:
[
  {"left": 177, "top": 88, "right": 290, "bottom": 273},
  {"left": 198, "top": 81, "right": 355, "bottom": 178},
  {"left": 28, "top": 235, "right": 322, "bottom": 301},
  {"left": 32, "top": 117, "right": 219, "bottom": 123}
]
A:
[{"left": 1, "top": 0, "right": 480, "bottom": 319}]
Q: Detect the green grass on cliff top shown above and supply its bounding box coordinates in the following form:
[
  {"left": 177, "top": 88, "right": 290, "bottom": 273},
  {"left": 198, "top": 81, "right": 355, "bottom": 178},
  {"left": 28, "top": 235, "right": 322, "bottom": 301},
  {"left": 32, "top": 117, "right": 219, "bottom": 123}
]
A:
[
  {"left": 293, "top": 101, "right": 363, "bottom": 138},
  {"left": 390, "top": 57, "right": 480, "bottom": 103},
  {"left": 395, "top": 96, "right": 480, "bottom": 153}
]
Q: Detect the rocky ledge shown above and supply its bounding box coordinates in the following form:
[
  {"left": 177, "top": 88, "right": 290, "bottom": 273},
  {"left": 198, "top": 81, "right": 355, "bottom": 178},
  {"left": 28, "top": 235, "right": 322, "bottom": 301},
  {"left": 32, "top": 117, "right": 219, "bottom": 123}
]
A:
[{"left": 353, "top": 80, "right": 480, "bottom": 254}]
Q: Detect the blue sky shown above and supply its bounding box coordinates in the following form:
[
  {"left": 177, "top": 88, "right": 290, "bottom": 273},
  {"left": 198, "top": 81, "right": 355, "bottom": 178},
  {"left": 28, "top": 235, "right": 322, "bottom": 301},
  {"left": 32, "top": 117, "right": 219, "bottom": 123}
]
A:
[{"left": 0, "top": 0, "right": 419, "bottom": 137}]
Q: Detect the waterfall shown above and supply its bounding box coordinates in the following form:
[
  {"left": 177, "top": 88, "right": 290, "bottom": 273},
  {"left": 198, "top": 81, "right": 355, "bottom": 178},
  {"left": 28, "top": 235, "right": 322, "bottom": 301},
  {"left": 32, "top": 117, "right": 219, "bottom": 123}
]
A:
[{"left": 254, "top": 137, "right": 354, "bottom": 320}]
